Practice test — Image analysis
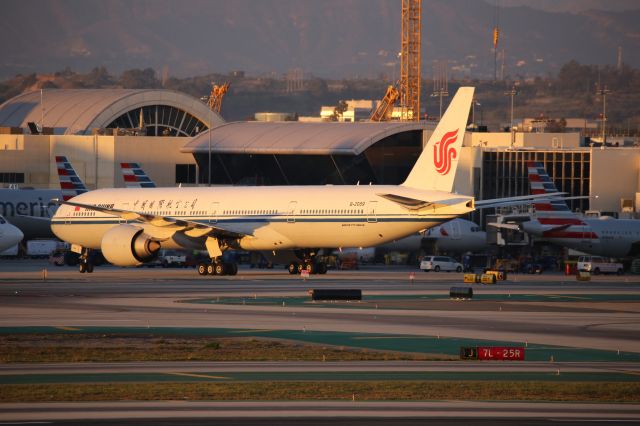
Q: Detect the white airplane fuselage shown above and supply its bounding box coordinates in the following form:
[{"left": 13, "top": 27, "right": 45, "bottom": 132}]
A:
[
  {"left": 52, "top": 185, "right": 473, "bottom": 252},
  {"left": 526, "top": 217, "right": 640, "bottom": 258},
  {"left": 0, "top": 215, "right": 24, "bottom": 252}
]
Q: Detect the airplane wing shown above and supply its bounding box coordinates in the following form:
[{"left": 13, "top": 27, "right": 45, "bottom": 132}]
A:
[
  {"left": 474, "top": 192, "right": 572, "bottom": 209},
  {"left": 53, "top": 199, "right": 249, "bottom": 239}
]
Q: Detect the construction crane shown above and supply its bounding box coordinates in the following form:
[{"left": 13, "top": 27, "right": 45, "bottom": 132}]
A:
[
  {"left": 371, "top": 0, "right": 421, "bottom": 121},
  {"left": 207, "top": 82, "right": 230, "bottom": 113},
  {"left": 399, "top": 0, "right": 421, "bottom": 121},
  {"left": 370, "top": 85, "right": 400, "bottom": 121}
]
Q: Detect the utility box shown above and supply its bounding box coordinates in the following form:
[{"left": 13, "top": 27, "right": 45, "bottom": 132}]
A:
[
  {"left": 311, "top": 289, "right": 362, "bottom": 301},
  {"left": 450, "top": 286, "right": 473, "bottom": 299}
]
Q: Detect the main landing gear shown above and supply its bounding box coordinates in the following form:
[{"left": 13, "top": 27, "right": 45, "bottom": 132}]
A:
[
  {"left": 78, "top": 248, "right": 94, "bottom": 274},
  {"left": 287, "top": 260, "right": 328, "bottom": 275},
  {"left": 197, "top": 260, "right": 238, "bottom": 276}
]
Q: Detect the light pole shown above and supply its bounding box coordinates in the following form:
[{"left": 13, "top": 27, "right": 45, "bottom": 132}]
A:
[
  {"left": 504, "top": 86, "right": 517, "bottom": 147},
  {"left": 208, "top": 106, "right": 212, "bottom": 187},
  {"left": 596, "top": 84, "right": 610, "bottom": 144},
  {"left": 472, "top": 100, "right": 482, "bottom": 129}
]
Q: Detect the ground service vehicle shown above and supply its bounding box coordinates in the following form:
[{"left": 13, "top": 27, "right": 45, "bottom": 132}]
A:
[
  {"left": 577, "top": 256, "right": 623, "bottom": 275},
  {"left": 420, "top": 256, "right": 463, "bottom": 272}
]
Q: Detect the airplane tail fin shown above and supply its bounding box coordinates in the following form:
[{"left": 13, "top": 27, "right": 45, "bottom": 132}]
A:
[
  {"left": 55, "top": 156, "right": 88, "bottom": 201},
  {"left": 120, "top": 162, "right": 156, "bottom": 188},
  {"left": 527, "top": 161, "right": 581, "bottom": 224},
  {"left": 402, "top": 86, "right": 474, "bottom": 192}
]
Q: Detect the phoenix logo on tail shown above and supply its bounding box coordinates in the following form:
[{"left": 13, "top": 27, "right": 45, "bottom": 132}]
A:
[
  {"left": 55, "top": 156, "right": 88, "bottom": 201},
  {"left": 120, "top": 163, "right": 156, "bottom": 188},
  {"left": 433, "top": 129, "right": 459, "bottom": 175}
]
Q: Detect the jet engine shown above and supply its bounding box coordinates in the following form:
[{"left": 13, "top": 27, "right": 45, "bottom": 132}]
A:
[{"left": 101, "top": 224, "right": 161, "bottom": 266}]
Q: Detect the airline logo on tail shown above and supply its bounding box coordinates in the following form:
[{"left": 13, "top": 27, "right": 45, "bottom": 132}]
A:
[
  {"left": 433, "top": 129, "right": 459, "bottom": 175},
  {"left": 120, "top": 163, "right": 156, "bottom": 188},
  {"left": 55, "top": 156, "right": 88, "bottom": 201},
  {"left": 527, "top": 161, "right": 592, "bottom": 238},
  {"left": 401, "top": 86, "right": 473, "bottom": 192}
]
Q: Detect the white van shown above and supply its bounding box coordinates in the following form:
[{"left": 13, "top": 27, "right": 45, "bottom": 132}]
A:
[
  {"left": 420, "top": 256, "right": 463, "bottom": 273},
  {"left": 577, "top": 256, "right": 623, "bottom": 275}
]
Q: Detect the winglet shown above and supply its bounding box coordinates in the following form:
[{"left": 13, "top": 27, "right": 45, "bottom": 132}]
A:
[
  {"left": 402, "top": 87, "right": 474, "bottom": 192},
  {"left": 55, "top": 156, "right": 88, "bottom": 201}
]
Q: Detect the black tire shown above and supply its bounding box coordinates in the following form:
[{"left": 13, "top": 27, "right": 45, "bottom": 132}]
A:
[
  {"left": 206, "top": 264, "right": 215, "bottom": 275},
  {"left": 227, "top": 263, "right": 238, "bottom": 276},
  {"left": 86, "top": 263, "right": 94, "bottom": 273},
  {"left": 456, "top": 266, "right": 462, "bottom": 273},
  {"left": 617, "top": 268, "right": 623, "bottom": 276},
  {"left": 214, "top": 263, "right": 226, "bottom": 276},
  {"left": 434, "top": 265, "right": 441, "bottom": 272},
  {"left": 162, "top": 260, "right": 168, "bottom": 268},
  {"left": 79, "top": 263, "right": 86, "bottom": 273},
  {"left": 304, "top": 262, "right": 315, "bottom": 274},
  {"left": 317, "top": 262, "right": 328, "bottom": 275},
  {"left": 197, "top": 263, "right": 208, "bottom": 276},
  {"left": 288, "top": 262, "right": 298, "bottom": 275},
  {"left": 593, "top": 267, "right": 601, "bottom": 275}
]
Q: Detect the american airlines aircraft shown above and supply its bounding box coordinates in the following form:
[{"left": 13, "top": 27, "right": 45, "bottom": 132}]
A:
[
  {"left": 501, "top": 162, "right": 640, "bottom": 258},
  {"left": 423, "top": 218, "right": 487, "bottom": 253},
  {"left": 120, "top": 163, "right": 156, "bottom": 188},
  {"left": 0, "top": 214, "right": 24, "bottom": 252},
  {"left": 51, "top": 87, "right": 559, "bottom": 275},
  {"left": 0, "top": 156, "right": 87, "bottom": 239}
]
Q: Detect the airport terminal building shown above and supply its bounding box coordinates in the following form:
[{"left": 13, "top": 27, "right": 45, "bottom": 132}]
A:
[{"left": 1, "top": 88, "right": 639, "bottom": 219}]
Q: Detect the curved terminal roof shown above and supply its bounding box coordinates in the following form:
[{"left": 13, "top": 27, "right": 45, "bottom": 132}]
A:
[
  {"left": 182, "top": 121, "right": 430, "bottom": 156},
  {"left": 0, "top": 89, "right": 224, "bottom": 135}
]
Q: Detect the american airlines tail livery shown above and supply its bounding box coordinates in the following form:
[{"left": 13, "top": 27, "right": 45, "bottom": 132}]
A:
[
  {"left": 51, "top": 87, "right": 553, "bottom": 275},
  {"left": 0, "top": 156, "right": 87, "bottom": 240},
  {"left": 522, "top": 162, "right": 640, "bottom": 257},
  {"left": 120, "top": 162, "right": 156, "bottom": 188}
]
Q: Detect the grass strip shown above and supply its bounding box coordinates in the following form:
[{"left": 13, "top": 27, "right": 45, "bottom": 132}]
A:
[
  {"left": 0, "top": 334, "right": 440, "bottom": 363},
  {"left": 1, "top": 381, "right": 639, "bottom": 403}
]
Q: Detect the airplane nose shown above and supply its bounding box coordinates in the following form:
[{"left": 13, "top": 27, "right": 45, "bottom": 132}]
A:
[{"left": 10, "top": 226, "right": 23, "bottom": 245}]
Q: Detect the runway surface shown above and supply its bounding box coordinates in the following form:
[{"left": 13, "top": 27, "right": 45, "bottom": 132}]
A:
[{"left": 1, "top": 260, "right": 639, "bottom": 422}]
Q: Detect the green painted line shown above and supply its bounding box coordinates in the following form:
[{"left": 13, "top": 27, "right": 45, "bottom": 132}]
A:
[
  {"left": 1, "top": 326, "right": 639, "bottom": 362},
  {"left": 1, "top": 371, "right": 638, "bottom": 385}
]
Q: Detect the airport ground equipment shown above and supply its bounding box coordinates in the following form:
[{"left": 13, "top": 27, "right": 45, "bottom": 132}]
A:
[
  {"left": 480, "top": 273, "right": 497, "bottom": 284},
  {"left": 310, "top": 289, "right": 362, "bottom": 301},
  {"left": 449, "top": 286, "right": 473, "bottom": 299}
]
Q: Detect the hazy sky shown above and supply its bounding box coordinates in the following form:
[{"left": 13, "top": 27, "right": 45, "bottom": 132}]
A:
[{"left": 497, "top": 0, "right": 640, "bottom": 12}]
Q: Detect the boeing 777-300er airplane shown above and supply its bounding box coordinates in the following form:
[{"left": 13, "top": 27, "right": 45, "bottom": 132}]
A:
[
  {"left": 520, "top": 162, "right": 640, "bottom": 257},
  {"left": 51, "top": 87, "right": 561, "bottom": 275},
  {"left": 0, "top": 156, "right": 87, "bottom": 239}
]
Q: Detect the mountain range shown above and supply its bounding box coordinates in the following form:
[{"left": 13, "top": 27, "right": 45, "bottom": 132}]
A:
[{"left": 1, "top": 0, "right": 639, "bottom": 79}]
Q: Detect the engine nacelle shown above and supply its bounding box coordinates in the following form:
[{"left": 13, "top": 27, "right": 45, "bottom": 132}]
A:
[{"left": 101, "top": 225, "right": 161, "bottom": 266}]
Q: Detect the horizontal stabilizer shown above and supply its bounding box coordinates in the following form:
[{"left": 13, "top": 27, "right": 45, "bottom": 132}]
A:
[{"left": 376, "top": 193, "right": 470, "bottom": 211}]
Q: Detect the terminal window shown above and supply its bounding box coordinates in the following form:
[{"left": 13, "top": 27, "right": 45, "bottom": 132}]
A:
[
  {"left": 0, "top": 172, "right": 24, "bottom": 184},
  {"left": 176, "top": 164, "right": 196, "bottom": 184}
]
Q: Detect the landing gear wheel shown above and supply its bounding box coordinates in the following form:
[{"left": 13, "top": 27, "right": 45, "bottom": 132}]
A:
[
  {"left": 206, "top": 264, "right": 215, "bottom": 275},
  {"left": 316, "top": 262, "right": 328, "bottom": 275},
  {"left": 214, "top": 263, "right": 226, "bottom": 276},
  {"left": 79, "top": 263, "right": 87, "bottom": 273},
  {"left": 197, "top": 263, "right": 208, "bottom": 276},
  {"left": 85, "top": 263, "right": 94, "bottom": 273},
  {"left": 227, "top": 263, "right": 238, "bottom": 276},
  {"left": 303, "top": 262, "right": 315, "bottom": 275},
  {"left": 288, "top": 262, "right": 299, "bottom": 275}
]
